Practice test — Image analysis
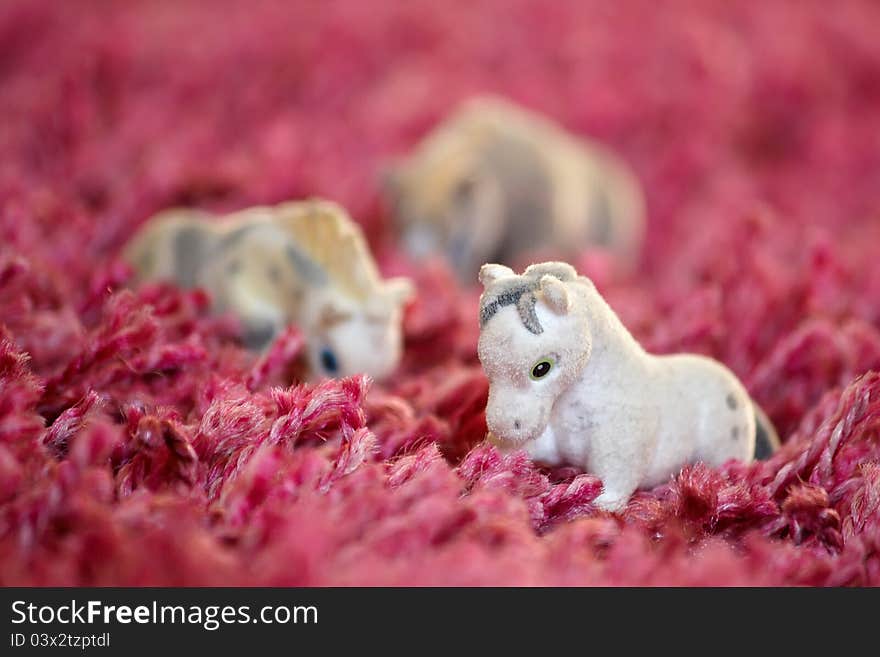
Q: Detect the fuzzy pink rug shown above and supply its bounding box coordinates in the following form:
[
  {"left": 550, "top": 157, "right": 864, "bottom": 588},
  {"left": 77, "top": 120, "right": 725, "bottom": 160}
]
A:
[{"left": 2, "top": 0, "right": 880, "bottom": 585}]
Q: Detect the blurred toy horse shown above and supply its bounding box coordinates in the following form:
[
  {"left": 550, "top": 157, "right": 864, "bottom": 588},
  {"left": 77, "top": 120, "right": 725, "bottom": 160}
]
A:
[
  {"left": 125, "top": 199, "right": 413, "bottom": 380},
  {"left": 385, "top": 97, "right": 645, "bottom": 282}
]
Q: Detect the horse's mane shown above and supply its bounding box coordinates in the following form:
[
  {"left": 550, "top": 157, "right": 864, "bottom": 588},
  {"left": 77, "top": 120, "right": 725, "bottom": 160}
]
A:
[
  {"left": 272, "top": 200, "right": 383, "bottom": 301},
  {"left": 479, "top": 262, "right": 577, "bottom": 334}
]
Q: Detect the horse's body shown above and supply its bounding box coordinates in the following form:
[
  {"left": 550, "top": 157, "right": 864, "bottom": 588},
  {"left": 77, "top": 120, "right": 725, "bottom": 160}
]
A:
[{"left": 477, "top": 262, "right": 769, "bottom": 511}]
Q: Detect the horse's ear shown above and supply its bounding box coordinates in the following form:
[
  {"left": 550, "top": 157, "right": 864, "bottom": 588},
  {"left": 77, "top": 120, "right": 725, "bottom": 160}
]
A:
[
  {"left": 383, "top": 277, "right": 415, "bottom": 305},
  {"left": 539, "top": 275, "right": 570, "bottom": 315},
  {"left": 479, "top": 263, "right": 515, "bottom": 288},
  {"left": 524, "top": 261, "right": 577, "bottom": 281}
]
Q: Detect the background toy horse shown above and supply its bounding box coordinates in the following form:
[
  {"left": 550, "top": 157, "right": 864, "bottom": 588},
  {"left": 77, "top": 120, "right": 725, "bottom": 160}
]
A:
[
  {"left": 124, "top": 199, "right": 413, "bottom": 381},
  {"left": 384, "top": 96, "right": 646, "bottom": 283},
  {"left": 477, "top": 261, "right": 779, "bottom": 511}
]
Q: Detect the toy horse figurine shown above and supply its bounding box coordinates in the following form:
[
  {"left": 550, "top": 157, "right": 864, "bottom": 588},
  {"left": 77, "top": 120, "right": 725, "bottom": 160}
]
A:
[
  {"left": 477, "top": 261, "right": 779, "bottom": 512},
  {"left": 124, "top": 199, "right": 413, "bottom": 381},
  {"left": 385, "top": 96, "right": 645, "bottom": 283}
]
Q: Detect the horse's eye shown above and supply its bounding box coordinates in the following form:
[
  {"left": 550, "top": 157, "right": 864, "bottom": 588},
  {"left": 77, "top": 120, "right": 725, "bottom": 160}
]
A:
[
  {"left": 530, "top": 358, "right": 554, "bottom": 380},
  {"left": 320, "top": 347, "right": 339, "bottom": 375}
]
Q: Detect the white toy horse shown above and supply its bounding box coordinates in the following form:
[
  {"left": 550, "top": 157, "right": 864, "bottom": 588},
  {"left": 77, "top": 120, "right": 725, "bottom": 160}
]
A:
[{"left": 477, "top": 262, "right": 778, "bottom": 512}]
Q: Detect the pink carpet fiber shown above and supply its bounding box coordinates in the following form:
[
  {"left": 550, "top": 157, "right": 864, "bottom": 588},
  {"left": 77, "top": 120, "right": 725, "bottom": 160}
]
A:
[{"left": 2, "top": 0, "right": 880, "bottom": 586}]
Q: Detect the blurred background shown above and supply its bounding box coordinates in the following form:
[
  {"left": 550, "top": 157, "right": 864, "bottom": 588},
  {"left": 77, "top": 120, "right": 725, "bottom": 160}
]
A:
[{"left": 3, "top": 0, "right": 879, "bottom": 264}]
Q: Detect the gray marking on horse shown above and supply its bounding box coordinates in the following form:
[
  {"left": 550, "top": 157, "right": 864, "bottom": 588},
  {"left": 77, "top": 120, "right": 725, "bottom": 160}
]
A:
[
  {"left": 174, "top": 226, "right": 209, "bottom": 288},
  {"left": 242, "top": 320, "right": 278, "bottom": 350},
  {"left": 214, "top": 224, "right": 256, "bottom": 253},
  {"left": 479, "top": 282, "right": 542, "bottom": 333},
  {"left": 479, "top": 264, "right": 578, "bottom": 333},
  {"left": 726, "top": 393, "right": 737, "bottom": 410},
  {"left": 284, "top": 243, "right": 328, "bottom": 285},
  {"left": 753, "top": 404, "right": 781, "bottom": 460}
]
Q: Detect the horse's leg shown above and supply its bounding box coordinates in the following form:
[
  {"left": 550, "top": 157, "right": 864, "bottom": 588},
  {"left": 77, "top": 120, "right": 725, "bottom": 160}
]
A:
[
  {"left": 592, "top": 475, "right": 640, "bottom": 512},
  {"left": 525, "top": 424, "right": 564, "bottom": 466},
  {"left": 590, "top": 414, "right": 656, "bottom": 512}
]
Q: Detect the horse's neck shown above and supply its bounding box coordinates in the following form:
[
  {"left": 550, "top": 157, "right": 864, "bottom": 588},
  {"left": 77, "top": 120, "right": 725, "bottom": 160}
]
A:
[{"left": 577, "top": 287, "right": 647, "bottom": 384}]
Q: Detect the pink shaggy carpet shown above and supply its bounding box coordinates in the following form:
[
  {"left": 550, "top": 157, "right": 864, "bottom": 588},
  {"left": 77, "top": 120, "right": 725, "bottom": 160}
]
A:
[{"left": 2, "top": 0, "right": 880, "bottom": 586}]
